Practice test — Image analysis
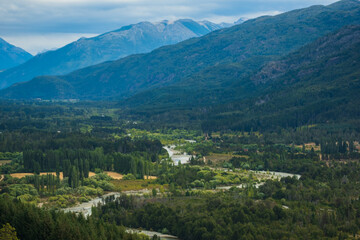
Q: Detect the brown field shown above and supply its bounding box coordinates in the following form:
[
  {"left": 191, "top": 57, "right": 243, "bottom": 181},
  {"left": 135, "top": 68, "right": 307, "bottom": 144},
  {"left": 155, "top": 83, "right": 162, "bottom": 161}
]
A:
[
  {"left": 0, "top": 160, "right": 11, "bottom": 166},
  {"left": 40, "top": 172, "right": 64, "bottom": 179},
  {"left": 355, "top": 141, "right": 360, "bottom": 151},
  {"left": 295, "top": 142, "right": 321, "bottom": 151},
  {"left": 104, "top": 171, "right": 123, "bottom": 179},
  {"left": 11, "top": 171, "right": 96, "bottom": 179},
  {"left": 10, "top": 173, "right": 34, "bottom": 178},
  {"left": 299, "top": 142, "right": 360, "bottom": 152},
  {"left": 305, "top": 142, "right": 320, "bottom": 151},
  {"left": 144, "top": 176, "right": 157, "bottom": 180},
  {"left": 103, "top": 171, "right": 157, "bottom": 180}
]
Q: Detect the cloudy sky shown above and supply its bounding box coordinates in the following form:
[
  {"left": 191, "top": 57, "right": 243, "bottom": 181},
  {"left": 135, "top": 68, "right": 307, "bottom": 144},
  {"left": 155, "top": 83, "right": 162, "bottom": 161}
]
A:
[{"left": 0, "top": 0, "right": 338, "bottom": 54}]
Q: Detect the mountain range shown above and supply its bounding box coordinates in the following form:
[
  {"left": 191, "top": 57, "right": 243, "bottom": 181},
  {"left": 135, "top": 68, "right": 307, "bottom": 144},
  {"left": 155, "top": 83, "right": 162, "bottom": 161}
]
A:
[
  {"left": 0, "top": 19, "right": 241, "bottom": 89},
  {"left": 0, "top": 38, "right": 32, "bottom": 71},
  {"left": 2, "top": 0, "right": 359, "bottom": 103}
]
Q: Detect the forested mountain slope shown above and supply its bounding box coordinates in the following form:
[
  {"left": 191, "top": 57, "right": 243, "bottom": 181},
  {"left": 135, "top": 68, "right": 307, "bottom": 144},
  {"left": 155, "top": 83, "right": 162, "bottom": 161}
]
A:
[
  {"left": 2, "top": 0, "right": 360, "bottom": 100},
  {"left": 199, "top": 25, "right": 360, "bottom": 131}
]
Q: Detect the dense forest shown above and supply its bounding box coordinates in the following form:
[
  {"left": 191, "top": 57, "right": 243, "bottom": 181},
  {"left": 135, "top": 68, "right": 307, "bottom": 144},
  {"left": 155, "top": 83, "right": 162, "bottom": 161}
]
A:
[
  {"left": 0, "top": 100, "right": 359, "bottom": 239},
  {"left": 0, "top": 194, "right": 144, "bottom": 240},
  {"left": 90, "top": 151, "right": 360, "bottom": 239}
]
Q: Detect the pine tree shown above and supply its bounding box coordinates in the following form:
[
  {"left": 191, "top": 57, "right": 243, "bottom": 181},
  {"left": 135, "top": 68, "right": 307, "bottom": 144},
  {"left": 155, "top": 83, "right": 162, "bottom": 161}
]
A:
[
  {"left": 84, "top": 159, "right": 90, "bottom": 178},
  {"left": 349, "top": 141, "right": 355, "bottom": 155},
  {"left": 34, "top": 161, "right": 41, "bottom": 175},
  {"left": 34, "top": 174, "right": 40, "bottom": 191}
]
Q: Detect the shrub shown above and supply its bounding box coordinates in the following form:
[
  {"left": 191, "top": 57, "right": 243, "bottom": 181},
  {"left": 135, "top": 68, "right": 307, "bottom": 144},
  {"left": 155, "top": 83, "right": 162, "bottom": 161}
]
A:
[
  {"left": 55, "top": 187, "right": 73, "bottom": 195},
  {"left": 123, "top": 174, "right": 136, "bottom": 180}
]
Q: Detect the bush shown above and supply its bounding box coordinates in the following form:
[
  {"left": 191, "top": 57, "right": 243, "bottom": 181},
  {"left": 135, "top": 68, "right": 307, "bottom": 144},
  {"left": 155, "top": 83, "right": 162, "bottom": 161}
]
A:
[
  {"left": 79, "top": 196, "right": 90, "bottom": 202},
  {"left": 17, "top": 194, "right": 38, "bottom": 203},
  {"left": 93, "top": 173, "right": 112, "bottom": 181},
  {"left": 76, "top": 186, "right": 99, "bottom": 196},
  {"left": 191, "top": 180, "right": 205, "bottom": 188},
  {"left": 123, "top": 174, "right": 136, "bottom": 180},
  {"left": 97, "top": 181, "right": 115, "bottom": 191},
  {"left": 55, "top": 187, "right": 73, "bottom": 195},
  {"left": 7, "top": 184, "right": 38, "bottom": 197},
  {"left": 82, "top": 177, "right": 114, "bottom": 191}
]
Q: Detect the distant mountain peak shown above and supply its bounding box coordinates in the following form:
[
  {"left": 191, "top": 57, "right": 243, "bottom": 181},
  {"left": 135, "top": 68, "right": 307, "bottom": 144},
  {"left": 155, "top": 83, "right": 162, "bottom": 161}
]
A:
[
  {"left": 0, "top": 37, "right": 32, "bottom": 71},
  {"left": 0, "top": 18, "right": 229, "bottom": 89},
  {"left": 2, "top": 0, "right": 360, "bottom": 100},
  {"left": 235, "top": 17, "right": 248, "bottom": 24}
]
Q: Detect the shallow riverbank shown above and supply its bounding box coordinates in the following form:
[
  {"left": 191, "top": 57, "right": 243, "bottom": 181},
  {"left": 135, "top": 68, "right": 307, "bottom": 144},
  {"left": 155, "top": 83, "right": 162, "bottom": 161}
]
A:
[
  {"left": 163, "top": 145, "right": 194, "bottom": 165},
  {"left": 127, "top": 228, "right": 178, "bottom": 240},
  {"left": 63, "top": 192, "right": 120, "bottom": 217}
]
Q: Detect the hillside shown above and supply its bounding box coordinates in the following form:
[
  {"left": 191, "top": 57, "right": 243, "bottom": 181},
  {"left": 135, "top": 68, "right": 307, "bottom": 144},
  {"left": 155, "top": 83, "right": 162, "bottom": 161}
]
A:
[
  {"left": 0, "top": 19, "right": 234, "bottom": 89},
  {"left": 199, "top": 25, "right": 360, "bottom": 132},
  {"left": 1, "top": 0, "right": 359, "bottom": 100},
  {"left": 0, "top": 38, "right": 32, "bottom": 71}
]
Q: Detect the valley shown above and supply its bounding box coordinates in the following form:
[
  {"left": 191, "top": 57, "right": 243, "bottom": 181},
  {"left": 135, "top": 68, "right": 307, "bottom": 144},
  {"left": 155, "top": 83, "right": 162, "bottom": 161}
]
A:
[
  {"left": 0, "top": 100, "right": 359, "bottom": 239},
  {"left": 0, "top": 0, "right": 360, "bottom": 239}
]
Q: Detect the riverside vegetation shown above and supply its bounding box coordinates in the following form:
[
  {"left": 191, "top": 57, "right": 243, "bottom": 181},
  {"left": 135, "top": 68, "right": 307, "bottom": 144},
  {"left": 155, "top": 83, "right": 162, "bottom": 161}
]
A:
[{"left": 0, "top": 102, "right": 359, "bottom": 239}]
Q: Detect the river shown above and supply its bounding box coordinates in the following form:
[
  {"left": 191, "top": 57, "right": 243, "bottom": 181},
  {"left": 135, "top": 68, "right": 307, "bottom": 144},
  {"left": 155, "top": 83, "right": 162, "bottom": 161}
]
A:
[
  {"left": 63, "top": 143, "right": 300, "bottom": 239},
  {"left": 63, "top": 191, "right": 179, "bottom": 239},
  {"left": 216, "top": 170, "right": 301, "bottom": 190},
  {"left": 163, "top": 145, "right": 194, "bottom": 165},
  {"left": 63, "top": 192, "right": 121, "bottom": 217},
  {"left": 64, "top": 169, "right": 300, "bottom": 215},
  {"left": 126, "top": 229, "right": 178, "bottom": 240}
]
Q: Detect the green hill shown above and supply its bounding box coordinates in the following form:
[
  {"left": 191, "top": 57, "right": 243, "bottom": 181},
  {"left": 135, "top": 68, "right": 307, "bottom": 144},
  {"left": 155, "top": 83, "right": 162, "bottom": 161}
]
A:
[{"left": 199, "top": 25, "right": 360, "bottom": 132}]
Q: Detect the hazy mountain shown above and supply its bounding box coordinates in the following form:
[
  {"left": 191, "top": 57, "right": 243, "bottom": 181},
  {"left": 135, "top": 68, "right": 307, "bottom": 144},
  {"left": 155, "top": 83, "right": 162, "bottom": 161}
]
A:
[
  {"left": 0, "top": 38, "right": 32, "bottom": 71},
  {"left": 1, "top": 0, "right": 360, "bottom": 101},
  {"left": 0, "top": 19, "right": 235, "bottom": 89}
]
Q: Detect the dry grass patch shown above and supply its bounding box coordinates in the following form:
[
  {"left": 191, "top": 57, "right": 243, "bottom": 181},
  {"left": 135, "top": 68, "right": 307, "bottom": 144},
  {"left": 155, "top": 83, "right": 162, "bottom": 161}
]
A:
[
  {"left": 40, "top": 172, "right": 63, "bottom": 179},
  {"left": 355, "top": 141, "right": 360, "bottom": 151},
  {"left": 294, "top": 142, "right": 320, "bottom": 151},
  {"left": 0, "top": 160, "right": 11, "bottom": 166},
  {"left": 144, "top": 176, "right": 157, "bottom": 180},
  {"left": 10, "top": 173, "right": 34, "bottom": 178},
  {"left": 104, "top": 171, "right": 123, "bottom": 180},
  {"left": 10, "top": 171, "right": 96, "bottom": 179},
  {"left": 103, "top": 171, "right": 157, "bottom": 180},
  {"left": 305, "top": 142, "right": 320, "bottom": 151}
]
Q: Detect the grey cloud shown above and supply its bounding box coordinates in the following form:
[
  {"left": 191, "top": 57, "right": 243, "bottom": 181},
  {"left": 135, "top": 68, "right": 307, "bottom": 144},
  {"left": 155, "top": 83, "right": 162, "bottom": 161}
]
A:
[{"left": 0, "top": 0, "right": 338, "bottom": 33}]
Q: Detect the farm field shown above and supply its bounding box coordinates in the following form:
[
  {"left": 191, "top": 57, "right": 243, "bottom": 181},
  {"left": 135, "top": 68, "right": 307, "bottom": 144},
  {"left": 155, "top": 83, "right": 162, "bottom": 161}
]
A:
[
  {"left": 8, "top": 171, "right": 155, "bottom": 181},
  {"left": 10, "top": 171, "right": 96, "bottom": 180},
  {"left": 104, "top": 171, "right": 123, "bottom": 179},
  {"left": 294, "top": 142, "right": 321, "bottom": 151}
]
